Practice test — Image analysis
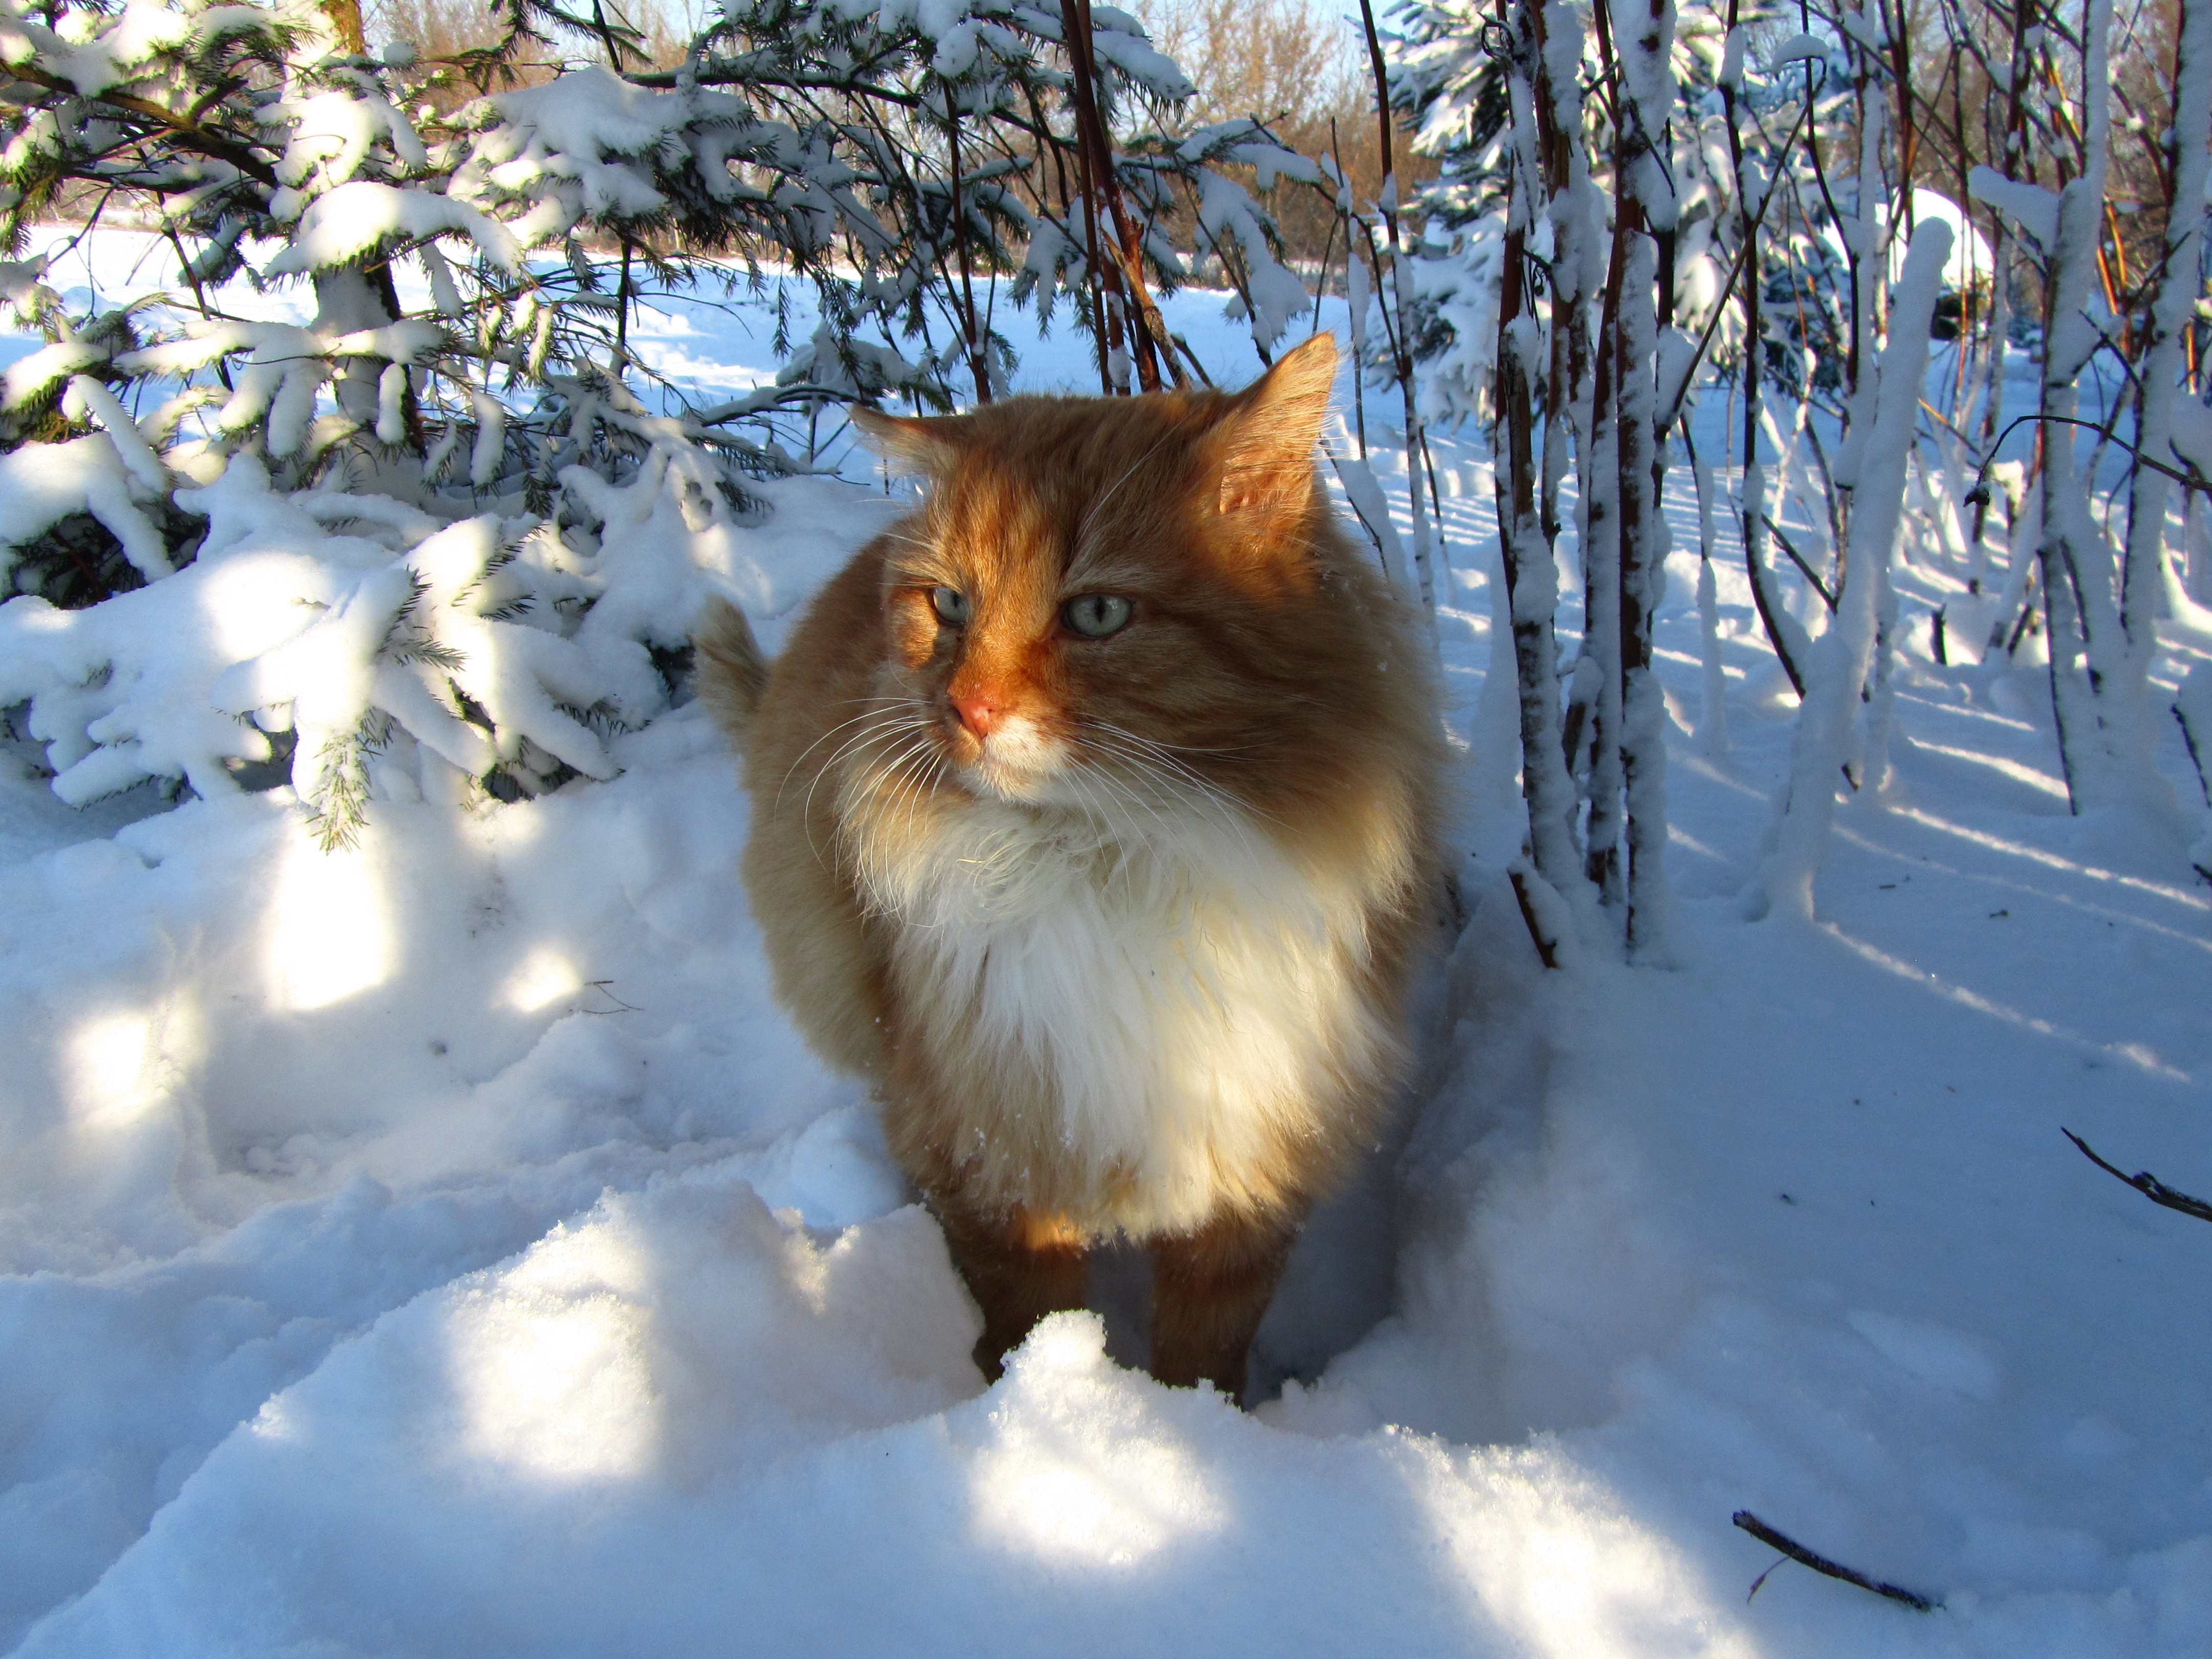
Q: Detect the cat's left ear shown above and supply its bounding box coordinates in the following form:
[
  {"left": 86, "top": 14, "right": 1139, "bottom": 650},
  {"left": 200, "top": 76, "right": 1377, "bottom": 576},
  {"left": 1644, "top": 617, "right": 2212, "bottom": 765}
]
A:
[
  {"left": 850, "top": 407, "right": 973, "bottom": 477},
  {"left": 1210, "top": 333, "right": 1338, "bottom": 524}
]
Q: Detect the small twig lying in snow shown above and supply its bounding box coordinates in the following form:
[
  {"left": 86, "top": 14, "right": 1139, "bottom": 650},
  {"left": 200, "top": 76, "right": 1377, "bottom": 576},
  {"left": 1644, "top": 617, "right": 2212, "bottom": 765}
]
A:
[
  {"left": 2064, "top": 1130, "right": 2212, "bottom": 1226},
  {"left": 582, "top": 980, "right": 644, "bottom": 1015},
  {"left": 1731, "top": 1512, "right": 1942, "bottom": 1611}
]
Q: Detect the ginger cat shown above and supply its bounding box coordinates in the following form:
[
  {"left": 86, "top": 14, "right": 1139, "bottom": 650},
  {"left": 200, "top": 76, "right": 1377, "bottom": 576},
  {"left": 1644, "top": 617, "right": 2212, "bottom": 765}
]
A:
[{"left": 695, "top": 335, "right": 1443, "bottom": 1403}]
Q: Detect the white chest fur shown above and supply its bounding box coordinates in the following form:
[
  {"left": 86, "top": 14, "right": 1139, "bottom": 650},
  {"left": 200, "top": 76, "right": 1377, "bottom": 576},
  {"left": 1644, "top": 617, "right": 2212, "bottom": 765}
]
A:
[{"left": 853, "top": 798, "right": 1386, "bottom": 1235}]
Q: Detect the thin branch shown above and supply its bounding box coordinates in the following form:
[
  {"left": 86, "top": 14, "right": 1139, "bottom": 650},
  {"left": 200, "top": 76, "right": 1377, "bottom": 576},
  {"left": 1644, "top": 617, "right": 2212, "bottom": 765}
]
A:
[
  {"left": 1976, "top": 414, "right": 2212, "bottom": 495},
  {"left": 1731, "top": 1512, "right": 1943, "bottom": 1611},
  {"left": 1660, "top": 96, "right": 1818, "bottom": 427},
  {"left": 2064, "top": 1129, "right": 2212, "bottom": 1225},
  {"left": 1765, "top": 515, "right": 1839, "bottom": 609}
]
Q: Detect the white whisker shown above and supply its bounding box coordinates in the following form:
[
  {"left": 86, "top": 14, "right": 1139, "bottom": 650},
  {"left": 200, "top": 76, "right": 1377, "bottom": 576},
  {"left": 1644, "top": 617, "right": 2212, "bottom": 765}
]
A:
[
  {"left": 800, "top": 707, "right": 934, "bottom": 859},
  {"left": 778, "top": 701, "right": 928, "bottom": 809}
]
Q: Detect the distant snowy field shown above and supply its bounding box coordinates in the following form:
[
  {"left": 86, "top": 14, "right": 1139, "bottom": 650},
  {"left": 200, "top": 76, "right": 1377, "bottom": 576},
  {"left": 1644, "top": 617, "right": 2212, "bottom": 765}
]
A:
[{"left": 2, "top": 230, "right": 2209, "bottom": 1657}]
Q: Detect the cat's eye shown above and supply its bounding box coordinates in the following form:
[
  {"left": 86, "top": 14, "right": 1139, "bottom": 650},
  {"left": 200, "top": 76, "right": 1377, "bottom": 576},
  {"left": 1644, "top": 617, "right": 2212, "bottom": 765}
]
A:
[
  {"left": 1062, "top": 594, "right": 1132, "bottom": 639},
  {"left": 930, "top": 586, "right": 969, "bottom": 626}
]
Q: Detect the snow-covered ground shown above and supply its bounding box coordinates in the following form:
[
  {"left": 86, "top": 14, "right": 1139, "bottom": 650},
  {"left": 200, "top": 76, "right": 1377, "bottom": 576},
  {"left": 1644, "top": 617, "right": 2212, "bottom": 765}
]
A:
[{"left": 3, "top": 231, "right": 2209, "bottom": 1656}]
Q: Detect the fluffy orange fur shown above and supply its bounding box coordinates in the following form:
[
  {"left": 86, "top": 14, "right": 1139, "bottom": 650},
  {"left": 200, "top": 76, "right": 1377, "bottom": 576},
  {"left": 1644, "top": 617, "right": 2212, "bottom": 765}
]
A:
[{"left": 695, "top": 335, "right": 1444, "bottom": 1401}]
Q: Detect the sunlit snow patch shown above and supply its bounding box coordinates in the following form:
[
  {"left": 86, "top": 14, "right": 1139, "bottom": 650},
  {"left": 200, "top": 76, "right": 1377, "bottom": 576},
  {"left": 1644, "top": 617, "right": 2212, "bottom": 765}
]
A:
[
  {"left": 503, "top": 945, "right": 584, "bottom": 1013},
  {"left": 1402, "top": 1439, "right": 1762, "bottom": 1659},
  {"left": 240, "top": 1165, "right": 982, "bottom": 1493},
  {"left": 968, "top": 1313, "right": 1228, "bottom": 1567},
  {"left": 265, "top": 831, "right": 393, "bottom": 1010},
  {"left": 63, "top": 1010, "right": 162, "bottom": 1130},
  {"left": 449, "top": 1224, "right": 659, "bottom": 1481}
]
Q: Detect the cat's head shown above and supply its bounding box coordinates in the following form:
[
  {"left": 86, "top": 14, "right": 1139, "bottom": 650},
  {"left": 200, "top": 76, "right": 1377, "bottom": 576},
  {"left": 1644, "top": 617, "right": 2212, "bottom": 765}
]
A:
[{"left": 849, "top": 335, "right": 1407, "bottom": 824}]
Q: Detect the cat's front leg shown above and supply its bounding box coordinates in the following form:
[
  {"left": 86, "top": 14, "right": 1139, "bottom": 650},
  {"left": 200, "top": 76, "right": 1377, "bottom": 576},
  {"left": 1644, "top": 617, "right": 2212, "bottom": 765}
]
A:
[
  {"left": 934, "top": 1201, "right": 1091, "bottom": 1382},
  {"left": 1148, "top": 1208, "right": 1301, "bottom": 1407}
]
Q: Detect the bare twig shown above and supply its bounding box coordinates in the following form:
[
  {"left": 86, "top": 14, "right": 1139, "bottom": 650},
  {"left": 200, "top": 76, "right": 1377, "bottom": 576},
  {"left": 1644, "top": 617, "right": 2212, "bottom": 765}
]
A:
[
  {"left": 1973, "top": 414, "right": 2212, "bottom": 495},
  {"left": 1658, "top": 97, "right": 1817, "bottom": 427},
  {"left": 582, "top": 980, "right": 643, "bottom": 1015},
  {"left": 1764, "top": 515, "right": 1839, "bottom": 609},
  {"left": 1731, "top": 1512, "right": 1942, "bottom": 1612},
  {"left": 1354, "top": 0, "right": 1434, "bottom": 612},
  {"left": 2064, "top": 1129, "right": 2212, "bottom": 1224},
  {"left": 946, "top": 87, "right": 991, "bottom": 403}
]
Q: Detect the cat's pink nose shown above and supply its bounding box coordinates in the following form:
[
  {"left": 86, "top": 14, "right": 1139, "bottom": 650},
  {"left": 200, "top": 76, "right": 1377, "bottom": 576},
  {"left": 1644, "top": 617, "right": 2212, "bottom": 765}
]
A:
[{"left": 952, "top": 688, "right": 1003, "bottom": 738}]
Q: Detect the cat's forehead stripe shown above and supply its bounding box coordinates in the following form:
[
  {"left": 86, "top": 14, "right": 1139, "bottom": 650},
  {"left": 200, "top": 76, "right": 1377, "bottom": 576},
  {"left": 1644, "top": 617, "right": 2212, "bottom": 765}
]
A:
[{"left": 925, "top": 438, "right": 1181, "bottom": 577}]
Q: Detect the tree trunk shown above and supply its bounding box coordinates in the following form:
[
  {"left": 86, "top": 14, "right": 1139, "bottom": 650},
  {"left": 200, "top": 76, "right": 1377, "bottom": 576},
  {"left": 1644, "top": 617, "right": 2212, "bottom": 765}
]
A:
[
  {"left": 1495, "top": 0, "right": 1587, "bottom": 903},
  {"left": 1612, "top": 0, "right": 1676, "bottom": 959},
  {"left": 2120, "top": 0, "right": 2211, "bottom": 698},
  {"left": 2034, "top": 0, "right": 2121, "bottom": 813},
  {"left": 320, "top": 0, "right": 364, "bottom": 53}
]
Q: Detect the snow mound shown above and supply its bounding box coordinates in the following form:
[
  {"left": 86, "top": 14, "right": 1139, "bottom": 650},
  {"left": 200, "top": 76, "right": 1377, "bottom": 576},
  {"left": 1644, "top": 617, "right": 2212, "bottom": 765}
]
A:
[{"left": 21, "top": 1175, "right": 1758, "bottom": 1659}]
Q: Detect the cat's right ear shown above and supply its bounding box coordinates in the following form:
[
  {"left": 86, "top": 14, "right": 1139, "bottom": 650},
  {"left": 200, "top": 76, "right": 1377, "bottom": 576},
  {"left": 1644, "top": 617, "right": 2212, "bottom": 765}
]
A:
[
  {"left": 1209, "top": 333, "right": 1338, "bottom": 524},
  {"left": 850, "top": 408, "right": 970, "bottom": 477}
]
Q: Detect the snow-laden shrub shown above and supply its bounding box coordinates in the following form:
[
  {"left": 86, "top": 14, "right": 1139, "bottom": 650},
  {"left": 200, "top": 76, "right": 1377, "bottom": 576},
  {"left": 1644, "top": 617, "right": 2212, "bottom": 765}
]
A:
[{"left": 0, "top": 423, "right": 755, "bottom": 841}]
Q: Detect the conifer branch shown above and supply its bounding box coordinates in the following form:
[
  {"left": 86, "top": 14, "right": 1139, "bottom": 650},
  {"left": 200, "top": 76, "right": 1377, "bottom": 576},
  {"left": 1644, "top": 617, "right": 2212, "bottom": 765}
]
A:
[{"left": 3, "top": 65, "right": 282, "bottom": 186}]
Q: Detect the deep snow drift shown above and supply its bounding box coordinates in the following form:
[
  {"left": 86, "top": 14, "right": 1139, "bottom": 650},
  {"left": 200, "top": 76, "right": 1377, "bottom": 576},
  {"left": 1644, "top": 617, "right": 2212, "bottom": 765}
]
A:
[{"left": 2, "top": 232, "right": 2209, "bottom": 1657}]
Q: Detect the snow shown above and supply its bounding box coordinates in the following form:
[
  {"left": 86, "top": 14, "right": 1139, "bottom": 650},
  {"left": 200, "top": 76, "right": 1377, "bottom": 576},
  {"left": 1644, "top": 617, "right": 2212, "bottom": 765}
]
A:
[
  {"left": 3, "top": 239, "right": 2211, "bottom": 1657},
  {"left": 1193, "top": 172, "right": 1312, "bottom": 352},
  {"left": 1, "top": 340, "right": 103, "bottom": 413},
  {"left": 1968, "top": 166, "right": 2060, "bottom": 253},
  {"left": 1768, "top": 31, "right": 1828, "bottom": 67},
  {"left": 0, "top": 434, "right": 168, "bottom": 583},
  {"left": 262, "top": 183, "right": 522, "bottom": 276},
  {"left": 0, "top": 0, "right": 194, "bottom": 97},
  {"left": 1888, "top": 188, "right": 1994, "bottom": 292}
]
